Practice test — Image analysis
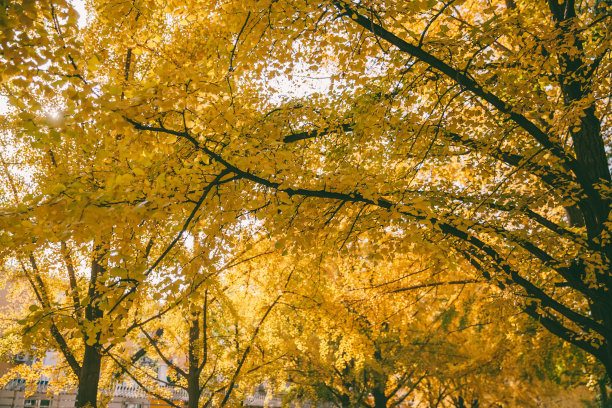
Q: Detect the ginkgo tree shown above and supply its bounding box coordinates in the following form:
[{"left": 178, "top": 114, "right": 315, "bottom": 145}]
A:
[
  {"left": 105, "top": 0, "right": 612, "bottom": 381},
  {"left": 0, "top": 126, "right": 243, "bottom": 408},
  {"left": 110, "top": 239, "right": 295, "bottom": 408},
  {"left": 1, "top": 0, "right": 612, "bottom": 403},
  {"left": 267, "top": 242, "right": 593, "bottom": 408},
  {"left": 0, "top": 2, "right": 257, "bottom": 407}
]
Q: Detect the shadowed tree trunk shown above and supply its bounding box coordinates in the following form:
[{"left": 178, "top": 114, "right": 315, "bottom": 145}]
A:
[
  {"left": 75, "top": 345, "right": 103, "bottom": 408},
  {"left": 187, "top": 311, "right": 202, "bottom": 408},
  {"left": 75, "top": 249, "right": 105, "bottom": 408},
  {"left": 372, "top": 385, "right": 388, "bottom": 408}
]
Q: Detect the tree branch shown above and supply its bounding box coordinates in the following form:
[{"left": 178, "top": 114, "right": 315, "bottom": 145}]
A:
[
  {"left": 141, "top": 327, "right": 188, "bottom": 378},
  {"left": 333, "top": 1, "right": 577, "bottom": 174}
]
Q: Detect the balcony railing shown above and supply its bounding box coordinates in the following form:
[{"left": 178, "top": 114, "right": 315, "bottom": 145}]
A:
[
  {"left": 243, "top": 393, "right": 283, "bottom": 407},
  {"left": 111, "top": 384, "right": 188, "bottom": 401},
  {"left": 3, "top": 379, "right": 188, "bottom": 402},
  {"left": 3, "top": 379, "right": 49, "bottom": 393}
]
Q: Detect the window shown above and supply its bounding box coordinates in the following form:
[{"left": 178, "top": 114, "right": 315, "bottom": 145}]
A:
[{"left": 24, "top": 399, "right": 51, "bottom": 408}]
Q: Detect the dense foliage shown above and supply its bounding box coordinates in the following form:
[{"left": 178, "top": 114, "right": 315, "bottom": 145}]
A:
[{"left": 1, "top": 0, "right": 611, "bottom": 406}]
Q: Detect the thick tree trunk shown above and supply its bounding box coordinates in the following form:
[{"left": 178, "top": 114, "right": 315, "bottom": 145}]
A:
[
  {"left": 602, "top": 351, "right": 612, "bottom": 385},
  {"left": 75, "top": 244, "right": 106, "bottom": 408},
  {"left": 600, "top": 376, "right": 611, "bottom": 408},
  {"left": 370, "top": 367, "right": 388, "bottom": 408},
  {"left": 372, "top": 386, "right": 387, "bottom": 408},
  {"left": 572, "top": 108, "right": 611, "bottom": 239},
  {"left": 551, "top": 1, "right": 612, "bottom": 382},
  {"left": 187, "top": 374, "right": 200, "bottom": 408},
  {"left": 75, "top": 344, "right": 103, "bottom": 408}
]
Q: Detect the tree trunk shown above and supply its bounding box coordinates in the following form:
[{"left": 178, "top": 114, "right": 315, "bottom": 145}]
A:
[
  {"left": 572, "top": 107, "right": 611, "bottom": 240},
  {"left": 552, "top": 1, "right": 612, "bottom": 381},
  {"left": 75, "top": 244, "right": 106, "bottom": 408},
  {"left": 187, "top": 374, "right": 200, "bottom": 408},
  {"left": 339, "top": 394, "right": 351, "bottom": 408},
  {"left": 602, "top": 353, "right": 612, "bottom": 387},
  {"left": 370, "top": 369, "right": 387, "bottom": 408},
  {"left": 599, "top": 376, "right": 611, "bottom": 408},
  {"left": 372, "top": 386, "right": 387, "bottom": 408},
  {"left": 187, "top": 313, "right": 201, "bottom": 408},
  {"left": 75, "top": 344, "right": 103, "bottom": 408}
]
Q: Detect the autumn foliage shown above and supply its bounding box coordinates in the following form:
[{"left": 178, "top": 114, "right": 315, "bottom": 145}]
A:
[{"left": 1, "top": 0, "right": 612, "bottom": 407}]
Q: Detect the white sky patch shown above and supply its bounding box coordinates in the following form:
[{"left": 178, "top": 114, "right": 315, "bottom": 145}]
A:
[
  {"left": 268, "top": 69, "right": 333, "bottom": 103},
  {"left": 71, "top": 0, "right": 88, "bottom": 28},
  {"left": 0, "top": 96, "right": 10, "bottom": 115}
]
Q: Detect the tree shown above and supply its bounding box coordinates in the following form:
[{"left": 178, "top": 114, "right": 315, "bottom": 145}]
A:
[
  {"left": 0, "top": 165, "right": 236, "bottom": 408},
  {"left": 111, "top": 0, "right": 612, "bottom": 379},
  {"left": 2, "top": 0, "right": 612, "bottom": 395},
  {"left": 2, "top": 1, "right": 269, "bottom": 404},
  {"left": 111, "top": 241, "right": 292, "bottom": 408},
  {"left": 269, "top": 248, "right": 593, "bottom": 407},
  {"left": 0, "top": 79, "right": 246, "bottom": 408}
]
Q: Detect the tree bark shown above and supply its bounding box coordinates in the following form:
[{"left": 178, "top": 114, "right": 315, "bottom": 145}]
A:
[
  {"left": 452, "top": 396, "right": 466, "bottom": 408},
  {"left": 187, "top": 375, "right": 201, "bottom": 408},
  {"left": 552, "top": 1, "right": 612, "bottom": 381},
  {"left": 372, "top": 386, "right": 387, "bottom": 408},
  {"left": 187, "top": 313, "right": 201, "bottom": 408},
  {"left": 75, "top": 245, "right": 106, "bottom": 408},
  {"left": 75, "top": 344, "right": 103, "bottom": 408}
]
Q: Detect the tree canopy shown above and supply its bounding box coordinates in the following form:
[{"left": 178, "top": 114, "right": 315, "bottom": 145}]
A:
[{"left": 1, "top": 0, "right": 611, "bottom": 406}]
